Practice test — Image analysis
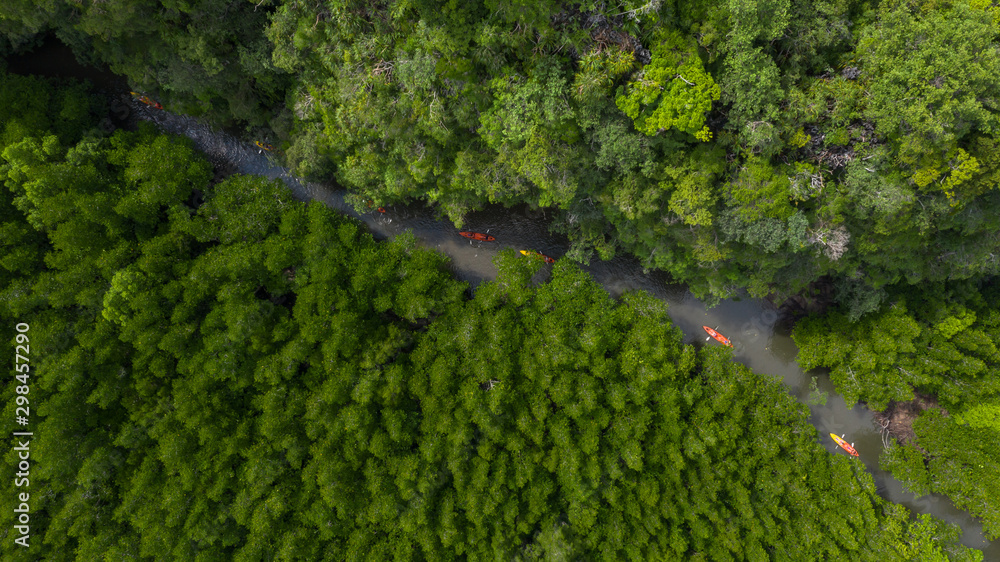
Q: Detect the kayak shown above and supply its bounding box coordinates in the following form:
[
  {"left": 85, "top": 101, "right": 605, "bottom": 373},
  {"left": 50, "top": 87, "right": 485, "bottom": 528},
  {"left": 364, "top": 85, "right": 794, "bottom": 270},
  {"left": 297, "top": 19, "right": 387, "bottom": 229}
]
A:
[
  {"left": 520, "top": 250, "right": 556, "bottom": 264},
  {"left": 130, "top": 91, "right": 163, "bottom": 109},
  {"left": 459, "top": 231, "right": 495, "bottom": 242},
  {"left": 255, "top": 141, "right": 275, "bottom": 152},
  {"left": 830, "top": 433, "right": 859, "bottom": 457},
  {"left": 702, "top": 326, "right": 732, "bottom": 347}
]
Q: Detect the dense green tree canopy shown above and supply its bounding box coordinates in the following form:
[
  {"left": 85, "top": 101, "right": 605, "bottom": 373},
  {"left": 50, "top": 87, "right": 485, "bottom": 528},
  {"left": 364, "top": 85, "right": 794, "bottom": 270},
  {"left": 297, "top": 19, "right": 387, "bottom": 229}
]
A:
[
  {"left": 859, "top": 1, "right": 1000, "bottom": 168},
  {"left": 3, "top": 0, "right": 1000, "bottom": 308},
  {"left": 0, "top": 71, "right": 984, "bottom": 559},
  {"left": 615, "top": 30, "right": 719, "bottom": 140},
  {"left": 0, "top": 0, "right": 288, "bottom": 124},
  {"left": 5, "top": 2, "right": 1000, "bottom": 556}
]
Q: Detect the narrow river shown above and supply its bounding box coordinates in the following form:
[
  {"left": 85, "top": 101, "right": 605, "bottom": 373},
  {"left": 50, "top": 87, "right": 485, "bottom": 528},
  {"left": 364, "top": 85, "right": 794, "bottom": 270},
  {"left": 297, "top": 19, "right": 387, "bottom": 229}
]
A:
[
  {"left": 6, "top": 42, "right": 994, "bottom": 554},
  {"left": 125, "top": 95, "right": 993, "bottom": 556}
]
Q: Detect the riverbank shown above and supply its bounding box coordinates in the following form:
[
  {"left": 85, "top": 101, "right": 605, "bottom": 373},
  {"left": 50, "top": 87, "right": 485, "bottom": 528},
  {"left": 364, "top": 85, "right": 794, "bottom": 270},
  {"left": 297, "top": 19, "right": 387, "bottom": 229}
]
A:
[{"left": 874, "top": 393, "right": 945, "bottom": 448}]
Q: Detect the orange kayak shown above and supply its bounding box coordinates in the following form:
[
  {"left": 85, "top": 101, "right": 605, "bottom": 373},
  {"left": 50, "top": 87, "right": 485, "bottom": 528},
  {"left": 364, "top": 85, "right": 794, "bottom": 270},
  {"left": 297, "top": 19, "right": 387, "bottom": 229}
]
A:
[
  {"left": 519, "top": 250, "right": 555, "bottom": 264},
  {"left": 130, "top": 92, "right": 163, "bottom": 109},
  {"left": 703, "top": 326, "right": 732, "bottom": 347},
  {"left": 830, "top": 433, "right": 859, "bottom": 457},
  {"left": 459, "top": 231, "right": 495, "bottom": 242}
]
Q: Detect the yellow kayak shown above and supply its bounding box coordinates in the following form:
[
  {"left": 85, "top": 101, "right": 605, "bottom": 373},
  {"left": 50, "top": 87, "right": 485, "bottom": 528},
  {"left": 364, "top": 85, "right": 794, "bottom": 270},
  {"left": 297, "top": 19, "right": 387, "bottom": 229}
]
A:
[
  {"left": 520, "top": 250, "right": 555, "bottom": 264},
  {"left": 830, "top": 433, "right": 859, "bottom": 457}
]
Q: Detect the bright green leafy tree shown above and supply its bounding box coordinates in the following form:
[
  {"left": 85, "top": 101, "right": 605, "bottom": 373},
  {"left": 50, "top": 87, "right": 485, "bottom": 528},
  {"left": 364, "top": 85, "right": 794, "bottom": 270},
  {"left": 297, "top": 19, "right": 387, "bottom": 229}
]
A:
[{"left": 615, "top": 30, "right": 719, "bottom": 140}]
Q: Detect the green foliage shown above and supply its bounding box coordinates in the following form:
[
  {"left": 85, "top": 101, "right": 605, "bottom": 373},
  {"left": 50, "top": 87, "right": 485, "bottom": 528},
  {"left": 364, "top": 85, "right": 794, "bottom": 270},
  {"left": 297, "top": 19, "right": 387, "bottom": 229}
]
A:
[
  {"left": 7, "top": 12, "right": 1000, "bottom": 556},
  {"left": 882, "top": 409, "right": 1000, "bottom": 540},
  {"left": 615, "top": 30, "right": 720, "bottom": 139},
  {"left": 3, "top": 0, "right": 1000, "bottom": 309},
  {"left": 727, "top": 156, "right": 794, "bottom": 221},
  {"left": 0, "top": 70, "right": 99, "bottom": 150},
  {"left": 794, "top": 303, "right": 922, "bottom": 409},
  {"left": 797, "top": 280, "right": 1000, "bottom": 540},
  {"left": 858, "top": 1, "right": 1000, "bottom": 167},
  {"left": 794, "top": 281, "right": 1000, "bottom": 410},
  {"left": 480, "top": 58, "right": 586, "bottom": 207},
  {"left": 1, "top": 111, "right": 469, "bottom": 559},
  {"left": 954, "top": 400, "right": 1000, "bottom": 433},
  {"left": 725, "top": 0, "right": 791, "bottom": 45},
  {"left": 807, "top": 375, "right": 828, "bottom": 406},
  {"left": 0, "top": 88, "right": 982, "bottom": 558},
  {"left": 573, "top": 46, "right": 635, "bottom": 103},
  {"left": 718, "top": 47, "right": 784, "bottom": 148},
  {"left": 665, "top": 147, "right": 724, "bottom": 226},
  {"left": 2, "top": 0, "right": 288, "bottom": 125}
]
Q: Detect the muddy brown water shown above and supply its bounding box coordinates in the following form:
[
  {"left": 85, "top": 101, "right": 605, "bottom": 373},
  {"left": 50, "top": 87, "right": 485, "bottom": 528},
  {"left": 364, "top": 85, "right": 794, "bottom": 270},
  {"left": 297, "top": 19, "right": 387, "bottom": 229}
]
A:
[{"left": 8, "top": 43, "right": 995, "bottom": 556}]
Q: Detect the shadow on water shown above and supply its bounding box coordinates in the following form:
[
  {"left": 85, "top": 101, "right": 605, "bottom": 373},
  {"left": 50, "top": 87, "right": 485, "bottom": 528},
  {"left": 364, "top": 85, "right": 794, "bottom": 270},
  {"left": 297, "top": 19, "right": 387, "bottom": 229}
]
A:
[{"left": 7, "top": 40, "right": 995, "bottom": 557}]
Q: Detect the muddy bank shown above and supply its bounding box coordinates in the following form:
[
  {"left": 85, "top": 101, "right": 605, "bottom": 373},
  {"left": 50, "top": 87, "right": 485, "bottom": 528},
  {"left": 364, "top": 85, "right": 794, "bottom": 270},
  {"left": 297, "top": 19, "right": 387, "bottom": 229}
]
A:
[{"left": 873, "top": 392, "right": 946, "bottom": 447}]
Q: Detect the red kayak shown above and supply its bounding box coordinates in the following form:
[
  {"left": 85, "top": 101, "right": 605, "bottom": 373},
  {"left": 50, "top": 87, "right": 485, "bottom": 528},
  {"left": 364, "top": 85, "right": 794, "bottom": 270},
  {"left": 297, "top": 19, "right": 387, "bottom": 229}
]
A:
[
  {"left": 703, "top": 326, "right": 732, "bottom": 347},
  {"left": 130, "top": 91, "right": 163, "bottom": 109},
  {"left": 459, "top": 231, "right": 495, "bottom": 242},
  {"left": 830, "top": 433, "right": 859, "bottom": 457}
]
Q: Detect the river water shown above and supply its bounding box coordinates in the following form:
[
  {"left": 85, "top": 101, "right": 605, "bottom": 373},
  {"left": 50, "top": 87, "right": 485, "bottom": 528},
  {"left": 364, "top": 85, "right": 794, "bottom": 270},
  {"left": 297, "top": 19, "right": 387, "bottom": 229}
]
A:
[
  {"left": 131, "top": 97, "right": 993, "bottom": 556},
  {"left": 8, "top": 44, "right": 994, "bottom": 556}
]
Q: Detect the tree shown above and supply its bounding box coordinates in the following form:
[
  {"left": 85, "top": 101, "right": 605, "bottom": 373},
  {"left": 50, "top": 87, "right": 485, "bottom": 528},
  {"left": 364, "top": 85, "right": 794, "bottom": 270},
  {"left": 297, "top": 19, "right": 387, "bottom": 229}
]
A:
[
  {"left": 615, "top": 30, "right": 719, "bottom": 140},
  {"left": 858, "top": 1, "right": 1000, "bottom": 169}
]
